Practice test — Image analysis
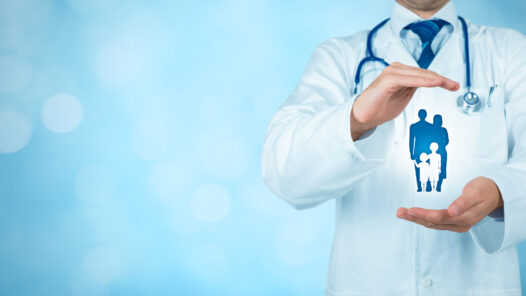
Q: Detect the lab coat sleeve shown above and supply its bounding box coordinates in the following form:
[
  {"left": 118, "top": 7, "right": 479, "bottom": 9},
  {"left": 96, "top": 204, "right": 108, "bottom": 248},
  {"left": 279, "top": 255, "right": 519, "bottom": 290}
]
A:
[
  {"left": 261, "top": 38, "right": 395, "bottom": 210},
  {"left": 469, "top": 31, "right": 526, "bottom": 254}
]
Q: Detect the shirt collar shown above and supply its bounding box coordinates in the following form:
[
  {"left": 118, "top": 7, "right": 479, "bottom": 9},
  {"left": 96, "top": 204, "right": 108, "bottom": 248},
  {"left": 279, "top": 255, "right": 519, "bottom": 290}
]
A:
[{"left": 390, "top": 1, "right": 458, "bottom": 37}]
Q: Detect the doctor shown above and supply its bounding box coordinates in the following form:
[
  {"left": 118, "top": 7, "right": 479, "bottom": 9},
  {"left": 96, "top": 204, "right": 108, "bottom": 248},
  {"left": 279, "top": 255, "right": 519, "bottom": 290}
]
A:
[{"left": 262, "top": 0, "right": 526, "bottom": 295}]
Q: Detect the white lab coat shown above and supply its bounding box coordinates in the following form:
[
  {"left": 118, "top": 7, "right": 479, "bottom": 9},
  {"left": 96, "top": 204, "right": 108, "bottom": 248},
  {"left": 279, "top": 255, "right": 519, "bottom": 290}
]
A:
[{"left": 261, "top": 6, "right": 526, "bottom": 296}]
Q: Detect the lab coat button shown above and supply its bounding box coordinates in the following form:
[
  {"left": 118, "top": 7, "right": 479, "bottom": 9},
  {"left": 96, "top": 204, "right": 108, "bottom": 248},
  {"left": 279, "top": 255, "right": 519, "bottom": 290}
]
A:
[{"left": 422, "top": 278, "right": 433, "bottom": 287}]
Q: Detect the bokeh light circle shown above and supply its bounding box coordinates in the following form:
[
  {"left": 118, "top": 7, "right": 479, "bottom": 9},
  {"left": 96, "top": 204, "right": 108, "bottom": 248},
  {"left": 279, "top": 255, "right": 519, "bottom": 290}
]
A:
[
  {"left": 130, "top": 119, "right": 171, "bottom": 160},
  {"left": 148, "top": 160, "right": 191, "bottom": 202},
  {"left": 191, "top": 184, "right": 231, "bottom": 223},
  {"left": 0, "top": 55, "right": 31, "bottom": 93},
  {"left": 90, "top": 5, "right": 166, "bottom": 89},
  {"left": 197, "top": 129, "right": 250, "bottom": 180},
  {"left": 237, "top": 177, "right": 290, "bottom": 217},
  {"left": 42, "top": 93, "right": 83, "bottom": 133},
  {"left": 75, "top": 165, "right": 115, "bottom": 204},
  {"left": 95, "top": 42, "right": 142, "bottom": 88},
  {"left": 83, "top": 246, "right": 121, "bottom": 284},
  {"left": 0, "top": 110, "right": 32, "bottom": 154}
]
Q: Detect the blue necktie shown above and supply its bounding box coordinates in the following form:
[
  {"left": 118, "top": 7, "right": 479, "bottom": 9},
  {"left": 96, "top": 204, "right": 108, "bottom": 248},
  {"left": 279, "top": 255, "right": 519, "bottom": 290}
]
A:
[{"left": 405, "top": 19, "right": 448, "bottom": 69}]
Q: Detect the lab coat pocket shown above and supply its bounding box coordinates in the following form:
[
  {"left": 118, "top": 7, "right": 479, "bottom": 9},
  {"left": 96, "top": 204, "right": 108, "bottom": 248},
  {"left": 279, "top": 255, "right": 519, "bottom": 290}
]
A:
[
  {"left": 473, "top": 86, "right": 506, "bottom": 161},
  {"left": 450, "top": 86, "right": 507, "bottom": 163}
]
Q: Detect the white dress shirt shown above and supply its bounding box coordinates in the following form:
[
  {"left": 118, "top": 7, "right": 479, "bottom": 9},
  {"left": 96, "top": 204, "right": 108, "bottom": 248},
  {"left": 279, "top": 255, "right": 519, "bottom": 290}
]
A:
[{"left": 395, "top": 1, "right": 456, "bottom": 62}]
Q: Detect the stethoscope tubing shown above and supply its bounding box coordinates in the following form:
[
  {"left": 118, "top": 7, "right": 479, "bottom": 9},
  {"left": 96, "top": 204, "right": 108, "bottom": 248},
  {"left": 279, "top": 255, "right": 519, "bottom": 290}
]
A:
[{"left": 354, "top": 16, "right": 471, "bottom": 92}]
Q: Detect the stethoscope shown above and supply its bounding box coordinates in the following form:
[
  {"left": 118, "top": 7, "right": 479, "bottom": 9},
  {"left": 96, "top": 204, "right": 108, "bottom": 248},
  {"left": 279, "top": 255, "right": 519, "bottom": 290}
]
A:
[{"left": 353, "top": 16, "right": 482, "bottom": 115}]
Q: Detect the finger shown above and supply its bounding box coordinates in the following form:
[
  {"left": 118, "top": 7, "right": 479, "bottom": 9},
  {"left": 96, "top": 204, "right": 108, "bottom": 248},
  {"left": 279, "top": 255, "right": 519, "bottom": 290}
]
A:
[
  {"left": 407, "top": 202, "right": 488, "bottom": 227},
  {"left": 437, "top": 76, "right": 460, "bottom": 91},
  {"left": 387, "top": 74, "right": 446, "bottom": 89},
  {"left": 387, "top": 62, "right": 459, "bottom": 91},
  {"left": 388, "top": 63, "right": 445, "bottom": 79},
  {"left": 396, "top": 209, "right": 435, "bottom": 226},
  {"left": 401, "top": 213, "right": 470, "bottom": 233},
  {"left": 448, "top": 191, "right": 484, "bottom": 217},
  {"left": 427, "top": 224, "right": 470, "bottom": 233},
  {"left": 396, "top": 207, "right": 409, "bottom": 219},
  {"left": 406, "top": 207, "right": 451, "bottom": 224},
  {"left": 446, "top": 201, "right": 488, "bottom": 226}
]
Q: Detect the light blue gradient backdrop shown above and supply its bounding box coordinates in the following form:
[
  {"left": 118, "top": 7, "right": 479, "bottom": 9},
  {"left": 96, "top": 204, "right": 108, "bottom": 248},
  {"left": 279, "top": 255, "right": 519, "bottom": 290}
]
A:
[{"left": 0, "top": 0, "right": 525, "bottom": 295}]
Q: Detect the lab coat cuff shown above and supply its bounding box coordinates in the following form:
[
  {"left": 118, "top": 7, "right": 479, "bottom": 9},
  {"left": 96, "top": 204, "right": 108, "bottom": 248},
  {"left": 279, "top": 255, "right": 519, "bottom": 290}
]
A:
[
  {"left": 488, "top": 207, "right": 504, "bottom": 220},
  {"left": 346, "top": 96, "right": 395, "bottom": 162},
  {"left": 470, "top": 169, "right": 526, "bottom": 254}
]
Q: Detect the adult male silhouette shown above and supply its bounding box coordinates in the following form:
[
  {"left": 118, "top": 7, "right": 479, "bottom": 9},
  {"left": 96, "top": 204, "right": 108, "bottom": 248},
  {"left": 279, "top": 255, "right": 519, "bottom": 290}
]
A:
[
  {"left": 432, "top": 114, "right": 449, "bottom": 191},
  {"left": 409, "top": 109, "right": 433, "bottom": 192}
]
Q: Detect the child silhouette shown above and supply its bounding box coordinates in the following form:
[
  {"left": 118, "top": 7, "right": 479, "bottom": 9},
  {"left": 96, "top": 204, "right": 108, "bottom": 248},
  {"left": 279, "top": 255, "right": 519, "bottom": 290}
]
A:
[
  {"left": 428, "top": 142, "right": 441, "bottom": 192},
  {"left": 414, "top": 152, "right": 430, "bottom": 192}
]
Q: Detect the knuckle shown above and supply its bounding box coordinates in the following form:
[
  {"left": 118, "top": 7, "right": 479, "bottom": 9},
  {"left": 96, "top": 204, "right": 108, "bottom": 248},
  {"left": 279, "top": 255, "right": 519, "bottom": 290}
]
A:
[
  {"left": 471, "top": 186, "right": 482, "bottom": 196},
  {"left": 382, "top": 66, "right": 394, "bottom": 74},
  {"left": 427, "top": 70, "right": 440, "bottom": 77}
]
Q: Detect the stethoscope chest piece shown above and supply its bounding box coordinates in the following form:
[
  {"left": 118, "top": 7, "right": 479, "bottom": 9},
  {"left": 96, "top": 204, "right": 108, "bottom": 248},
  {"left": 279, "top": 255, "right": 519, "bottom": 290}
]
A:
[{"left": 457, "top": 91, "right": 481, "bottom": 115}]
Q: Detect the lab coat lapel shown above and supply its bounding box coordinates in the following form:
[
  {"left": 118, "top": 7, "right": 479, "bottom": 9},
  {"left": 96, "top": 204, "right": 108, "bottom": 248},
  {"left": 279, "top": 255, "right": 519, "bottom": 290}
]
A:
[
  {"left": 384, "top": 40, "right": 419, "bottom": 67},
  {"left": 427, "top": 28, "right": 464, "bottom": 76},
  {"left": 377, "top": 28, "right": 419, "bottom": 68},
  {"left": 368, "top": 19, "right": 418, "bottom": 68},
  {"left": 377, "top": 19, "right": 464, "bottom": 75}
]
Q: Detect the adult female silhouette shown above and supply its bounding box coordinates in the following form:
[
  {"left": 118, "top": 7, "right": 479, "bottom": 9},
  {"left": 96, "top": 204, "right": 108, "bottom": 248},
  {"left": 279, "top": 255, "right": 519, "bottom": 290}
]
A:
[{"left": 432, "top": 115, "right": 449, "bottom": 192}]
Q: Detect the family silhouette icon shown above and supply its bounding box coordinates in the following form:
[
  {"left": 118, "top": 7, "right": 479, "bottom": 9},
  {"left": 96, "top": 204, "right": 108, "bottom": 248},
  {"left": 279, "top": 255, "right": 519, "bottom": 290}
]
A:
[{"left": 409, "top": 109, "right": 449, "bottom": 192}]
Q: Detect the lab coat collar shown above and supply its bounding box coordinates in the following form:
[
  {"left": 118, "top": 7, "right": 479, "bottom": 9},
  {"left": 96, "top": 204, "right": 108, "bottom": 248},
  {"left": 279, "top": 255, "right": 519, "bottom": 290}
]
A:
[
  {"left": 389, "top": 0, "right": 459, "bottom": 38},
  {"left": 376, "top": 1, "right": 463, "bottom": 74},
  {"left": 375, "top": 26, "right": 464, "bottom": 77}
]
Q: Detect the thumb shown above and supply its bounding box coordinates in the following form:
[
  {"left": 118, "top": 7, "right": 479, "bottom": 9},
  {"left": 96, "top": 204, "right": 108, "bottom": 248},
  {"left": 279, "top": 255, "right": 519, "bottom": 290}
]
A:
[
  {"left": 448, "top": 189, "right": 480, "bottom": 217},
  {"left": 447, "top": 199, "right": 462, "bottom": 217},
  {"left": 450, "top": 178, "right": 491, "bottom": 216},
  {"left": 449, "top": 181, "right": 474, "bottom": 216}
]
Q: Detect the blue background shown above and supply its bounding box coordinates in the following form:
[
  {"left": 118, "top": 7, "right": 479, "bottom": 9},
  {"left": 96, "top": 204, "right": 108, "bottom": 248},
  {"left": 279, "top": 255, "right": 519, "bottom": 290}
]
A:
[{"left": 0, "top": 0, "right": 525, "bottom": 295}]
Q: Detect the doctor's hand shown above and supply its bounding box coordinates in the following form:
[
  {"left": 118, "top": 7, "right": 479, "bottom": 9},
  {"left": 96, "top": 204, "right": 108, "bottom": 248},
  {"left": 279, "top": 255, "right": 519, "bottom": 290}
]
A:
[
  {"left": 350, "top": 62, "right": 459, "bottom": 140},
  {"left": 396, "top": 177, "right": 504, "bottom": 233}
]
